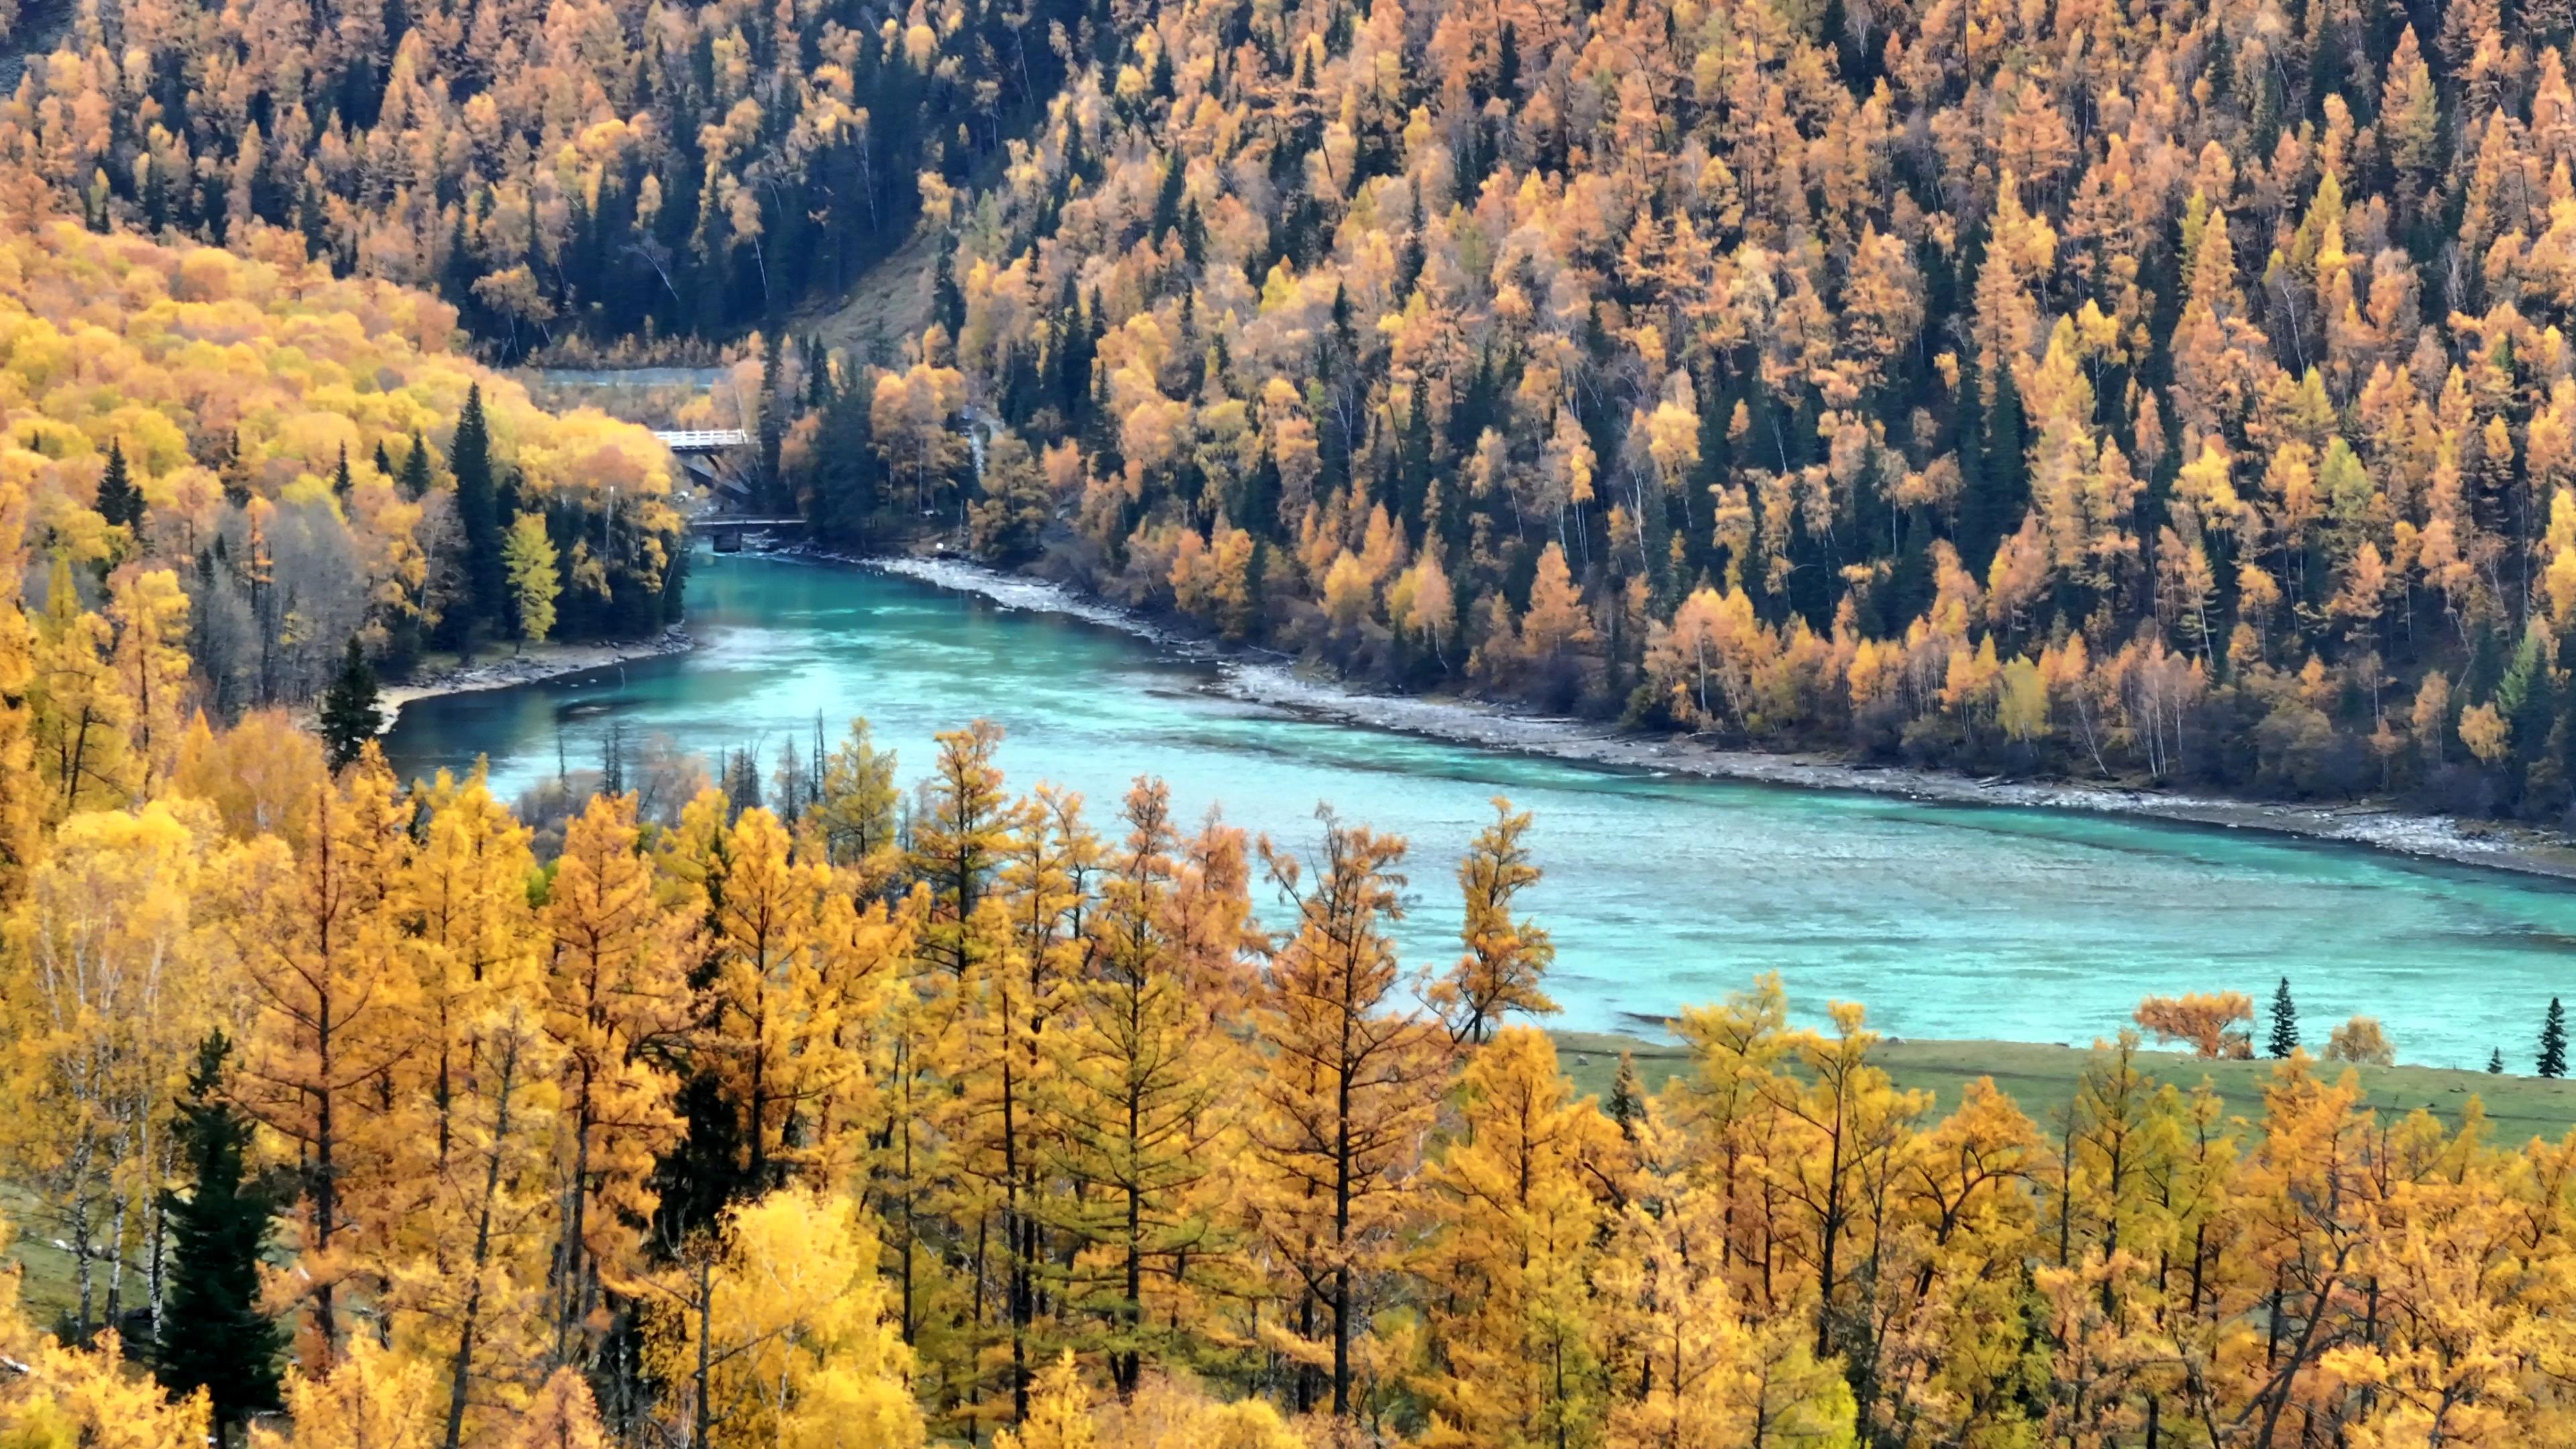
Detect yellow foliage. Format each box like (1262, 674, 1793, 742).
(647, 1185, 922, 1449)
(2459, 702, 2511, 764)
(2133, 991, 2256, 1058)
(0, 1334, 208, 1449)
(2324, 1016, 2397, 1066)
(252, 1334, 439, 1449)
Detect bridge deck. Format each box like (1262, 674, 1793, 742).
(655, 429, 753, 450)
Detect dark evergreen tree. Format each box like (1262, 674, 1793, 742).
(2490, 1047, 2506, 1074)
(331, 441, 354, 500)
(758, 333, 788, 513)
(451, 384, 506, 634)
(219, 430, 251, 509)
(1607, 1051, 1644, 1142)
(317, 637, 383, 769)
(602, 718, 629, 798)
(802, 335, 833, 411)
(723, 745, 763, 816)
(932, 244, 967, 339)
(142, 152, 172, 233)
(398, 431, 433, 500)
(808, 386, 881, 543)
(2542, 997, 2569, 1079)
(1149, 156, 1185, 244)
(650, 1073, 758, 1245)
(95, 439, 144, 530)
(2267, 977, 2299, 1058)
(156, 1033, 284, 1440)
(1957, 358, 2027, 575)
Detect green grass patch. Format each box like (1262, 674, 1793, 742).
(1, 1179, 87, 1331)
(1549, 1032, 2576, 1144)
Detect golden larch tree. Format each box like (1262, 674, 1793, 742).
(540, 791, 688, 1362)
(224, 749, 419, 1364)
(1246, 811, 1452, 1418)
(1045, 779, 1243, 1395)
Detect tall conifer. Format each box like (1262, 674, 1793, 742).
(157, 1033, 285, 1439)
(2267, 977, 2299, 1059)
(95, 440, 144, 531)
(318, 637, 382, 769)
(452, 384, 504, 633)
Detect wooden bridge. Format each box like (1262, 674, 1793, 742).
(657, 427, 757, 497)
(654, 429, 753, 451)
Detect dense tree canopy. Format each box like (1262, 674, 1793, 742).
(23, 0, 2576, 817)
(11, 0, 2576, 1441)
(757, 0, 2576, 820)
(0, 689, 2571, 1447)
(0, 213, 683, 706)
(1, 0, 1087, 356)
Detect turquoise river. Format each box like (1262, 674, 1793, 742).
(383, 553, 2576, 1068)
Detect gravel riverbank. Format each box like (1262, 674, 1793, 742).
(857, 552, 2576, 883)
(378, 627, 695, 729)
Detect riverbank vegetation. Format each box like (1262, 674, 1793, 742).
(5, 612, 2576, 1444)
(0, 210, 686, 712)
(1558, 1030, 2576, 1143)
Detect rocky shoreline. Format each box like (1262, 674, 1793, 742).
(857, 552, 2576, 884)
(377, 626, 695, 729)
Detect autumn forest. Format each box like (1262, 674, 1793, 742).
(7, 0, 2570, 813)
(7, 0, 2576, 1440)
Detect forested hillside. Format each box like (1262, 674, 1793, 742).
(19, 0, 2576, 819)
(0, 211, 684, 711)
(0, 0, 1084, 354)
(771, 0, 2576, 822)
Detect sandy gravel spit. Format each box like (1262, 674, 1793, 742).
(838, 551, 2576, 883)
(378, 627, 695, 729)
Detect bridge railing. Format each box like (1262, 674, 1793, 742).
(655, 429, 753, 450)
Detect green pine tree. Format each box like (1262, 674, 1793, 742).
(932, 243, 966, 338)
(2542, 998, 2568, 1079)
(758, 332, 788, 513)
(1149, 156, 1185, 244)
(1607, 1051, 1644, 1142)
(331, 441, 354, 500)
(219, 429, 251, 508)
(317, 636, 383, 769)
(95, 439, 144, 530)
(398, 431, 433, 500)
(809, 386, 881, 544)
(2267, 977, 2299, 1058)
(2490, 1047, 2506, 1075)
(451, 383, 506, 632)
(156, 1033, 284, 1440)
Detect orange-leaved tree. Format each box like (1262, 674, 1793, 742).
(2133, 992, 2256, 1059)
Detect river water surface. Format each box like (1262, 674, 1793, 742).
(384, 553, 2576, 1068)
